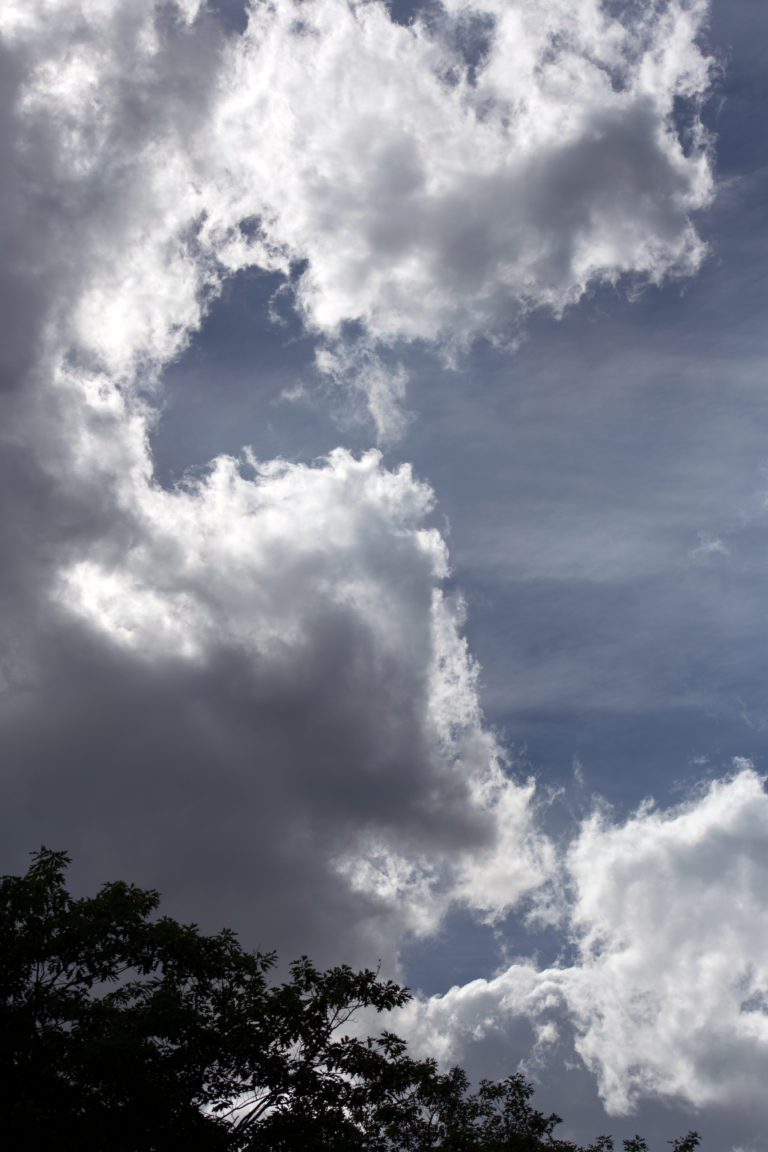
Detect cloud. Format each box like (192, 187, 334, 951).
(0, 0, 557, 966)
(0, 0, 750, 1135)
(3, 399, 549, 963)
(565, 763, 768, 1114)
(0, 0, 714, 433)
(690, 531, 730, 561)
(1, 0, 707, 958)
(399, 767, 768, 1127)
(208, 0, 713, 349)
(205, 0, 714, 429)
(0, 0, 221, 394)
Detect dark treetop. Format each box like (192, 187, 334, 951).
(0, 849, 700, 1152)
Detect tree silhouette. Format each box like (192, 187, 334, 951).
(0, 849, 700, 1151)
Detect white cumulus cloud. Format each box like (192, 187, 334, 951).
(207, 0, 713, 349)
(1, 0, 714, 434)
(399, 767, 768, 1125)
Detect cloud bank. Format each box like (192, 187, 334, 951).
(1, 0, 567, 961)
(5, 0, 765, 1139)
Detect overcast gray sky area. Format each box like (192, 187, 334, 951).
(2, 0, 768, 1147)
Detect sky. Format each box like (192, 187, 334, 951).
(1, 0, 768, 1147)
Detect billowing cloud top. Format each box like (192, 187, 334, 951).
(208, 0, 713, 346)
(1, 0, 713, 424)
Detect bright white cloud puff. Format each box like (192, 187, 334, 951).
(400, 768, 768, 1118)
(206, 0, 713, 349)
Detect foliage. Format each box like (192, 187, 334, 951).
(1, 849, 700, 1151)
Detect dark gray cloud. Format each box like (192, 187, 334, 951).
(0, 427, 541, 969)
(0, 611, 455, 967)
